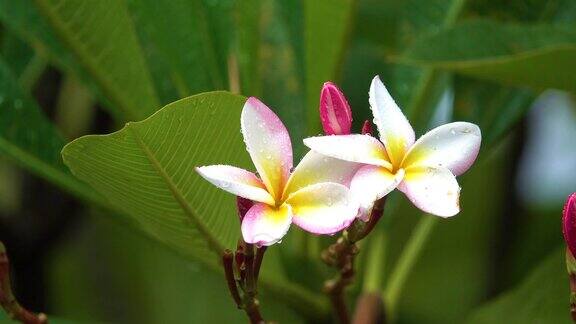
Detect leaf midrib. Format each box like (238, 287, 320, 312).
(128, 125, 225, 255)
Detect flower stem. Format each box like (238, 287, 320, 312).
(0, 241, 48, 324)
(222, 250, 242, 308)
(383, 215, 437, 322)
(222, 242, 266, 323)
(321, 198, 387, 323)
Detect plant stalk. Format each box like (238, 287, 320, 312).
(383, 215, 437, 322)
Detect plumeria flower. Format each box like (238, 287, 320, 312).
(304, 76, 482, 218)
(196, 97, 360, 246)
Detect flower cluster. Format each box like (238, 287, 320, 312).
(197, 76, 482, 246)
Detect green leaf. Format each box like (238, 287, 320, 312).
(467, 248, 571, 324)
(400, 20, 576, 93)
(0, 0, 71, 70)
(0, 56, 101, 206)
(61, 91, 329, 319)
(33, 0, 160, 120)
(233, 0, 262, 97)
(125, 0, 225, 101)
(62, 92, 248, 263)
(304, 0, 355, 135)
(453, 77, 535, 148)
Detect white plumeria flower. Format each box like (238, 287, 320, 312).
(196, 97, 360, 246)
(304, 76, 482, 219)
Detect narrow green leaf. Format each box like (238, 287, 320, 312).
(62, 92, 248, 262)
(453, 77, 535, 148)
(304, 0, 356, 135)
(400, 20, 576, 93)
(0, 56, 102, 207)
(467, 248, 570, 324)
(33, 0, 161, 120)
(126, 0, 225, 101)
(233, 0, 262, 97)
(0, 0, 71, 70)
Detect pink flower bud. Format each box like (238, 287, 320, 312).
(236, 197, 254, 222)
(319, 82, 352, 135)
(361, 120, 373, 135)
(563, 193, 576, 257)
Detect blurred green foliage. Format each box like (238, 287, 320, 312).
(0, 0, 575, 323)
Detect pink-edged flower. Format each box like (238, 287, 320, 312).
(196, 97, 360, 246)
(320, 82, 353, 135)
(563, 193, 576, 257)
(304, 76, 482, 219)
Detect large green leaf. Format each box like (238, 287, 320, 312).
(61, 91, 329, 318)
(400, 20, 576, 93)
(62, 92, 248, 262)
(0, 56, 101, 206)
(467, 248, 570, 324)
(32, 0, 160, 121)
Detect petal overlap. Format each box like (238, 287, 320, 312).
(283, 151, 363, 198)
(286, 183, 358, 234)
(350, 165, 404, 221)
(303, 134, 391, 168)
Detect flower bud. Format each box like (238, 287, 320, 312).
(236, 197, 254, 222)
(361, 120, 373, 135)
(319, 82, 352, 135)
(563, 193, 576, 257)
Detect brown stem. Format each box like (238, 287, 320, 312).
(321, 197, 387, 323)
(222, 250, 242, 309)
(352, 293, 385, 324)
(253, 247, 267, 282)
(243, 244, 264, 324)
(0, 242, 48, 324)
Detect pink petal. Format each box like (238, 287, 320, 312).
(563, 193, 576, 257)
(369, 76, 415, 165)
(241, 97, 293, 200)
(398, 166, 461, 218)
(283, 151, 363, 198)
(286, 183, 358, 235)
(350, 165, 404, 221)
(402, 122, 481, 176)
(196, 165, 274, 204)
(320, 82, 352, 135)
(303, 134, 392, 169)
(241, 203, 293, 246)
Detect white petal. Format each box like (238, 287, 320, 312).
(398, 166, 461, 217)
(241, 97, 293, 200)
(369, 76, 415, 164)
(303, 134, 392, 169)
(241, 203, 292, 246)
(402, 122, 481, 176)
(195, 165, 275, 204)
(286, 183, 359, 235)
(283, 151, 363, 198)
(350, 165, 404, 221)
